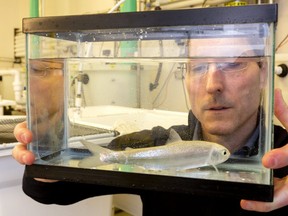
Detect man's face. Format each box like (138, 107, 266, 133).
(185, 38, 266, 142)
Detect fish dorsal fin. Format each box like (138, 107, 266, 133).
(81, 140, 112, 155)
(166, 128, 182, 144)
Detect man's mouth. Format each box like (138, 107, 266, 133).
(204, 104, 233, 112)
(209, 106, 229, 110)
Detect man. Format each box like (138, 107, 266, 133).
(109, 37, 268, 156)
(13, 37, 288, 215)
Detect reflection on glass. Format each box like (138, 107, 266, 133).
(28, 59, 65, 158)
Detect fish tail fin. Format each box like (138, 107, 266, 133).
(81, 140, 112, 155)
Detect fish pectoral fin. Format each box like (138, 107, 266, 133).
(210, 164, 219, 173)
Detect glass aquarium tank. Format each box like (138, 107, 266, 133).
(23, 4, 277, 201)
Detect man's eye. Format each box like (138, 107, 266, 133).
(31, 68, 46, 76)
(221, 62, 246, 71)
(191, 64, 207, 73)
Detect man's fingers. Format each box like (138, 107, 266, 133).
(262, 145, 288, 169)
(13, 121, 33, 144)
(12, 143, 35, 165)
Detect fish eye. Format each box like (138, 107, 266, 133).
(222, 150, 227, 155)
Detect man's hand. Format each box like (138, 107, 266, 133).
(241, 88, 288, 212)
(12, 121, 57, 183)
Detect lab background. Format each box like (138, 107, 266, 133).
(0, 0, 287, 216)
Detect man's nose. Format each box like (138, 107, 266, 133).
(205, 63, 224, 93)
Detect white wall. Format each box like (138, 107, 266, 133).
(0, 0, 28, 100)
(0, 0, 28, 66)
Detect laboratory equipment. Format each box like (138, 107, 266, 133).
(23, 4, 277, 201)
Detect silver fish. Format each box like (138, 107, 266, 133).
(80, 129, 230, 171)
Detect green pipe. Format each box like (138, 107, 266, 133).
(30, 0, 39, 17)
(120, 0, 137, 57)
(120, 0, 137, 12)
(30, 0, 39, 58)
